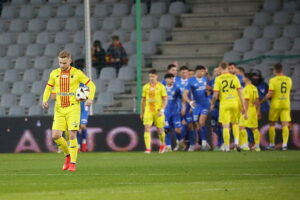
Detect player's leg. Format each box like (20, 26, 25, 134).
(173, 113, 184, 151)
(219, 106, 230, 152)
(267, 107, 279, 150)
(143, 112, 154, 153)
(251, 128, 261, 151)
(155, 113, 166, 153)
(198, 112, 209, 150)
(281, 108, 291, 150)
(80, 124, 88, 152)
(239, 127, 249, 151)
(164, 113, 172, 151)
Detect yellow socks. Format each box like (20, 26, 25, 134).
(282, 126, 289, 146)
(69, 138, 78, 163)
(144, 132, 151, 150)
(223, 127, 230, 146)
(269, 126, 275, 146)
(253, 129, 261, 148)
(232, 124, 239, 145)
(239, 129, 248, 147)
(158, 131, 165, 146)
(54, 137, 69, 155)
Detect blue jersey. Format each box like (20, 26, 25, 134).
(79, 83, 89, 125)
(185, 76, 210, 106)
(165, 85, 181, 114)
(161, 75, 180, 86)
(208, 77, 219, 108)
(255, 81, 270, 112)
(236, 74, 245, 88)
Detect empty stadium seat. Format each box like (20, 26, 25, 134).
(0, 94, 17, 107)
(107, 79, 125, 94)
(293, 38, 300, 50)
(94, 4, 111, 18)
(28, 19, 45, 32)
(0, 107, 6, 116)
(273, 37, 291, 51)
(42, 68, 53, 81)
(263, 25, 282, 39)
(55, 32, 71, 44)
(15, 57, 30, 70)
(149, 28, 166, 43)
(96, 92, 114, 106)
(93, 30, 109, 42)
(73, 31, 85, 44)
(273, 11, 291, 25)
(131, 2, 147, 16)
(12, 81, 28, 95)
(0, 81, 10, 94)
(263, 0, 281, 11)
(112, 3, 129, 17)
(47, 19, 62, 32)
(0, 58, 11, 71)
(31, 80, 46, 95)
(28, 105, 44, 116)
(0, 45, 6, 58)
(65, 43, 81, 58)
(57, 4, 74, 17)
(93, 79, 107, 93)
(17, 33, 33, 45)
(159, 14, 176, 30)
(283, 0, 300, 11)
(142, 15, 158, 29)
(112, 29, 128, 42)
(102, 17, 120, 31)
(31, 0, 46, 4)
(118, 66, 135, 81)
(19, 93, 37, 107)
(38, 5, 54, 18)
(233, 38, 251, 53)
(243, 51, 261, 64)
(283, 25, 300, 38)
(293, 11, 300, 24)
(253, 12, 272, 26)
(0, 33, 14, 45)
(0, 20, 7, 32)
(23, 69, 39, 82)
(75, 4, 84, 17)
(7, 44, 24, 58)
(20, 5, 36, 18)
(169, 1, 186, 16)
(142, 41, 156, 55)
(9, 19, 25, 32)
(150, 2, 167, 16)
(9, 106, 26, 116)
(121, 16, 135, 31)
(36, 32, 52, 44)
(223, 51, 242, 62)
(1, 5, 17, 19)
(26, 44, 43, 57)
(93, 104, 104, 115)
(65, 18, 82, 31)
(253, 38, 272, 52)
(11, 0, 27, 4)
(99, 67, 116, 81)
(44, 43, 61, 57)
(123, 41, 136, 55)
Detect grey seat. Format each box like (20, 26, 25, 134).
(112, 3, 129, 17)
(149, 28, 166, 43)
(223, 51, 242, 62)
(292, 38, 300, 50)
(44, 43, 60, 57)
(11, 0, 27, 4)
(283, 0, 300, 11)
(263, 25, 282, 39)
(4, 69, 19, 83)
(142, 41, 156, 55)
(42, 68, 53, 81)
(0, 20, 7, 32)
(30, 0, 47, 4)
(12, 81, 28, 94)
(253, 12, 272, 26)
(7, 44, 24, 58)
(20, 5, 36, 18)
(107, 79, 125, 94)
(159, 14, 176, 30)
(0, 81, 10, 94)
(118, 66, 135, 81)
(74, 31, 85, 44)
(93, 104, 103, 115)
(131, 2, 147, 16)
(243, 26, 262, 41)
(55, 32, 71, 44)
(1, 5, 17, 19)
(31, 80, 47, 94)
(273, 11, 291, 25)
(28, 105, 44, 116)
(15, 57, 30, 70)
(47, 19, 62, 32)
(23, 69, 39, 82)
(284, 50, 300, 64)
(96, 92, 114, 106)
(123, 41, 135, 55)
(121, 16, 135, 31)
(233, 38, 251, 52)
(273, 37, 291, 51)
(28, 19, 45, 32)
(9, 106, 26, 116)
(26, 44, 43, 57)
(90, 17, 100, 31)
(263, 50, 282, 64)
(169, 1, 186, 16)
(150, 2, 167, 16)
(9, 19, 25, 32)
(128, 54, 145, 67)
(94, 4, 110, 18)
(0, 45, 6, 58)
(93, 30, 109, 42)
(142, 15, 158, 30)
(283, 25, 300, 38)
(112, 29, 128, 42)
(0, 58, 11, 71)
(102, 17, 120, 31)
(57, 4, 74, 17)
(0, 94, 17, 107)
(19, 93, 37, 107)
(65, 43, 81, 58)
(99, 67, 116, 81)
(17, 32, 33, 45)
(293, 11, 300, 24)
(0, 33, 14, 45)
(38, 5, 54, 18)
(65, 18, 82, 31)
(93, 79, 107, 93)
(36, 32, 52, 44)
(253, 38, 272, 52)
(243, 51, 261, 64)
(0, 107, 6, 117)
(263, 0, 281, 11)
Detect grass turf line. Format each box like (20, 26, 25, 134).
(0, 151, 299, 200)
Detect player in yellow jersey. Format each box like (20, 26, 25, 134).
(141, 69, 168, 154)
(42, 51, 96, 171)
(261, 63, 292, 151)
(210, 62, 246, 152)
(239, 73, 261, 152)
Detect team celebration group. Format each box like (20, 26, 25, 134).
(140, 61, 292, 153)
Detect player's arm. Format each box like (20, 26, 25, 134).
(42, 71, 55, 109)
(254, 97, 261, 119)
(140, 96, 146, 120)
(237, 88, 246, 113)
(158, 86, 168, 117)
(260, 89, 273, 103)
(210, 91, 219, 111)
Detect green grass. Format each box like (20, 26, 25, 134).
(0, 151, 300, 200)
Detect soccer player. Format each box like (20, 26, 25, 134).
(183, 65, 210, 150)
(141, 69, 168, 154)
(207, 67, 223, 150)
(261, 63, 292, 150)
(210, 62, 245, 152)
(77, 84, 89, 152)
(163, 73, 183, 151)
(239, 73, 262, 152)
(161, 63, 180, 85)
(42, 51, 96, 171)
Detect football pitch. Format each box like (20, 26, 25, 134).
(0, 151, 299, 200)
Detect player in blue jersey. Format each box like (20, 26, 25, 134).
(161, 63, 180, 85)
(207, 67, 223, 150)
(77, 83, 89, 152)
(183, 65, 210, 150)
(163, 73, 183, 151)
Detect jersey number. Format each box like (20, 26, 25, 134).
(281, 82, 287, 94)
(222, 80, 235, 92)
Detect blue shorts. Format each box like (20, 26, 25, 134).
(164, 112, 182, 129)
(80, 103, 89, 125)
(182, 112, 193, 124)
(193, 104, 209, 122)
(210, 108, 219, 128)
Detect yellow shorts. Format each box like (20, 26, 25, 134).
(219, 104, 239, 124)
(52, 103, 80, 131)
(143, 111, 165, 128)
(269, 107, 291, 122)
(239, 107, 258, 128)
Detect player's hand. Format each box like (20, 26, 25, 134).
(158, 111, 163, 117)
(189, 101, 196, 109)
(140, 113, 144, 120)
(85, 99, 93, 107)
(210, 104, 215, 111)
(42, 102, 48, 109)
(258, 112, 262, 119)
(244, 113, 248, 120)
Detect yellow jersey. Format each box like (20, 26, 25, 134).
(243, 84, 259, 109)
(43, 67, 96, 108)
(269, 75, 292, 109)
(213, 73, 241, 106)
(142, 82, 167, 113)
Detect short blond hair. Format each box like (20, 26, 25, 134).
(58, 50, 71, 59)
